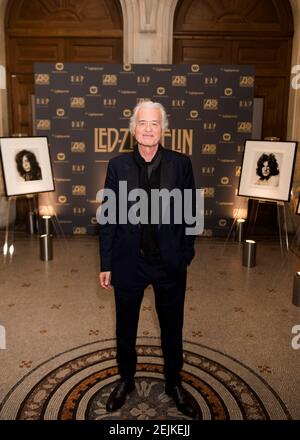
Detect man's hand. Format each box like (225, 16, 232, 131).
(99, 271, 112, 290)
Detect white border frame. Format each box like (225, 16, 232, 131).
(0, 136, 55, 197)
(238, 140, 297, 202)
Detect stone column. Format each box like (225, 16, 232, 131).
(120, 0, 178, 64)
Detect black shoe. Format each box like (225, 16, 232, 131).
(106, 380, 135, 412)
(166, 385, 198, 419)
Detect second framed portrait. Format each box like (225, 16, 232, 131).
(0, 136, 55, 197)
(238, 140, 297, 202)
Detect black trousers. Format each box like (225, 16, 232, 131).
(114, 255, 187, 387)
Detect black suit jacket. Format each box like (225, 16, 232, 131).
(99, 147, 196, 288)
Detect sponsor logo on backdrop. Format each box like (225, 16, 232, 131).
(189, 110, 198, 119)
(202, 144, 217, 154)
(94, 128, 134, 153)
(172, 99, 185, 108)
(219, 219, 227, 227)
(123, 64, 132, 72)
(240, 100, 253, 108)
(56, 108, 65, 117)
(203, 99, 218, 110)
(156, 87, 165, 95)
(72, 185, 86, 196)
(71, 121, 85, 129)
(70, 97, 85, 108)
(72, 165, 85, 173)
(237, 122, 252, 133)
(203, 122, 217, 131)
(236, 166, 241, 177)
(224, 88, 233, 96)
(221, 177, 230, 185)
(71, 142, 86, 153)
(102, 74, 117, 86)
(36, 98, 50, 106)
(58, 196, 67, 204)
(240, 76, 255, 87)
(222, 133, 232, 142)
(55, 63, 64, 71)
(191, 65, 200, 73)
(123, 109, 132, 118)
(202, 229, 213, 237)
(89, 86, 99, 95)
(104, 98, 117, 107)
(73, 227, 87, 235)
(204, 187, 215, 198)
(204, 76, 218, 85)
(35, 74, 50, 85)
(57, 153, 66, 161)
(202, 167, 215, 176)
(90, 217, 98, 225)
(73, 207, 86, 215)
(137, 76, 150, 85)
(36, 119, 51, 130)
(172, 76, 187, 87)
(71, 74, 84, 83)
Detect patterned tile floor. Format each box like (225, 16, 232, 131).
(0, 234, 299, 419)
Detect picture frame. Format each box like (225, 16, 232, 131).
(238, 140, 297, 202)
(0, 136, 55, 197)
(297, 198, 300, 215)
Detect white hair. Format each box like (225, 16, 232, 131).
(129, 101, 168, 134)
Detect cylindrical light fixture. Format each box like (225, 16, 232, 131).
(236, 218, 246, 242)
(292, 272, 300, 307)
(42, 215, 52, 235)
(242, 240, 256, 268)
(39, 234, 53, 261)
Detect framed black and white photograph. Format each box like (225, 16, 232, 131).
(238, 140, 297, 202)
(0, 136, 55, 196)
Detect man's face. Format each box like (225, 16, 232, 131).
(262, 161, 270, 177)
(134, 108, 162, 148)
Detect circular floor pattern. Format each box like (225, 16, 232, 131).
(0, 337, 291, 420)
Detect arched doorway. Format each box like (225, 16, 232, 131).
(5, 0, 123, 135)
(173, 0, 294, 141)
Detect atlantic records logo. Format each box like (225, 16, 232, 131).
(58, 195, 67, 204)
(73, 227, 87, 235)
(71, 142, 86, 153)
(72, 185, 86, 196)
(204, 187, 215, 198)
(237, 122, 252, 133)
(36, 119, 51, 130)
(156, 87, 165, 95)
(189, 110, 198, 119)
(203, 99, 218, 110)
(70, 97, 85, 108)
(123, 109, 132, 118)
(102, 74, 118, 86)
(57, 153, 66, 161)
(172, 76, 187, 87)
(202, 144, 217, 154)
(191, 64, 200, 73)
(56, 108, 65, 117)
(35, 74, 50, 85)
(223, 133, 232, 142)
(55, 63, 64, 71)
(240, 76, 255, 87)
(89, 86, 98, 95)
(224, 88, 233, 96)
(123, 64, 132, 72)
